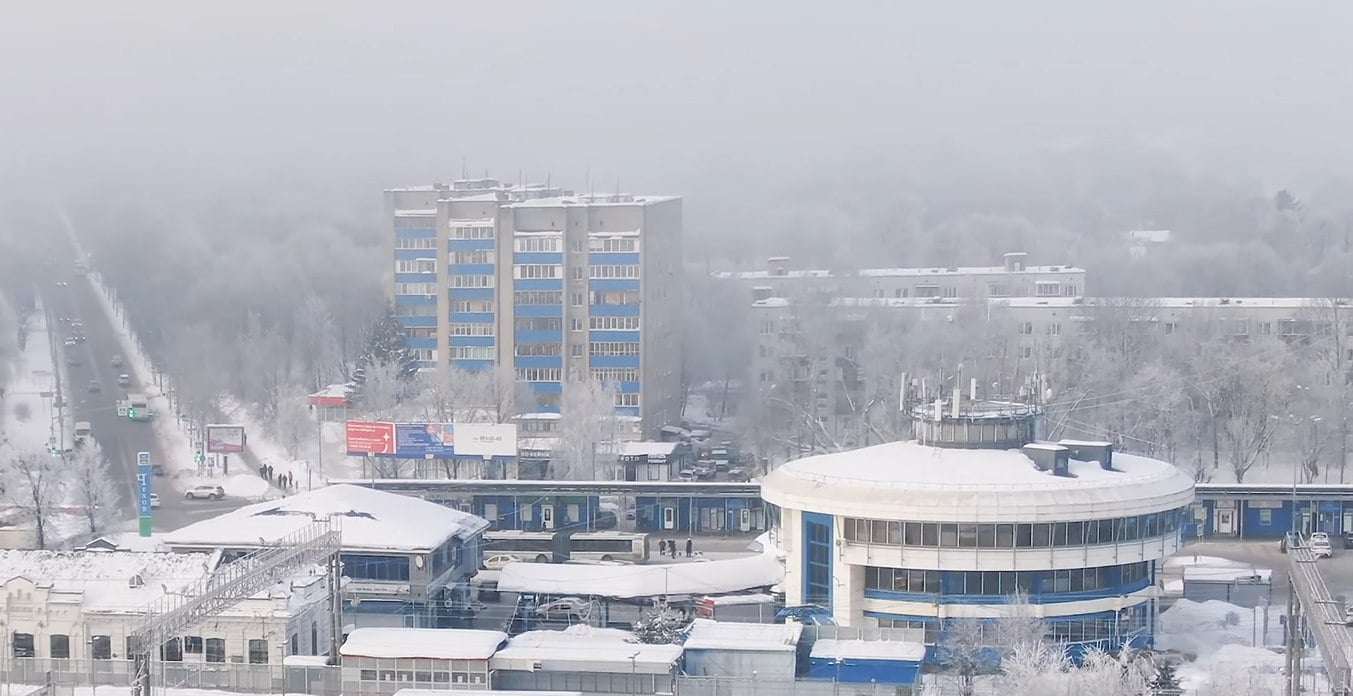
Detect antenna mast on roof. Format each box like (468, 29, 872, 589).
(461, 157, 467, 180)
(586, 166, 592, 197)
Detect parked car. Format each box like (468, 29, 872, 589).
(483, 554, 517, 570)
(151, 463, 166, 477)
(185, 485, 225, 501)
(63, 338, 77, 347)
(1311, 532, 1333, 559)
(727, 467, 750, 482)
(110, 355, 124, 368)
(149, 493, 161, 510)
(117, 373, 131, 386)
(87, 380, 101, 393)
(535, 597, 591, 622)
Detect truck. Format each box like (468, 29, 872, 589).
(125, 393, 151, 421)
(73, 421, 92, 445)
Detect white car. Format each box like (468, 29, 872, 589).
(149, 493, 161, 509)
(535, 597, 591, 622)
(185, 485, 225, 501)
(1310, 532, 1333, 559)
(483, 554, 517, 570)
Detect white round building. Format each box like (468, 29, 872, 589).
(761, 402, 1195, 655)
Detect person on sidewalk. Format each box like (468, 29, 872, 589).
(685, 537, 693, 558)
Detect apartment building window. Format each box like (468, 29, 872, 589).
(590, 316, 641, 330)
(1164, 322, 1177, 334)
(515, 236, 563, 252)
(570, 343, 584, 357)
(516, 342, 562, 356)
(1047, 323, 1062, 336)
(570, 318, 584, 332)
(942, 287, 958, 298)
(395, 215, 434, 229)
(405, 327, 436, 339)
(516, 317, 563, 332)
(914, 284, 939, 298)
(760, 321, 775, 335)
(516, 367, 562, 382)
(571, 266, 586, 280)
(451, 323, 494, 336)
(247, 639, 269, 664)
(396, 237, 437, 249)
(451, 274, 494, 288)
(90, 636, 111, 660)
(591, 290, 641, 305)
(590, 341, 640, 356)
(571, 239, 585, 253)
(451, 299, 495, 312)
(452, 346, 495, 360)
(571, 291, 585, 307)
(450, 225, 494, 239)
(1229, 319, 1249, 336)
(1035, 281, 1061, 297)
(1258, 322, 1272, 335)
(451, 249, 494, 264)
(411, 348, 436, 362)
(895, 288, 908, 298)
(1063, 285, 1078, 297)
(49, 635, 70, 659)
(515, 291, 562, 305)
(1021, 346, 1033, 359)
(395, 259, 437, 273)
(589, 264, 640, 279)
(395, 282, 436, 295)
(1019, 322, 1034, 335)
(988, 284, 1010, 297)
(593, 368, 640, 382)
(514, 264, 562, 279)
(201, 638, 223, 663)
(616, 393, 640, 407)
(589, 237, 639, 252)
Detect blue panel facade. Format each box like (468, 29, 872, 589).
(588, 252, 641, 265)
(630, 495, 767, 534)
(513, 252, 564, 265)
(515, 304, 564, 317)
(805, 658, 920, 685)
(589, 279, 641, 291)
(590, 303, 641, 317)
(452, 288, 496, 300)
(513, 355, 563, 369)
(470, 495, 598, 533)
(395, 249, 438, 260)
(395, 272, 438, 283)
(590, 355, 640, 369)
(450, 312, 495, 323)
(529, 381, 563, 393)
(395, 295, 437, 307)
(516, 329, 563, 343)
(395, 228, 437, 238)
(451, 359, 495, 372)
(589, 330, 641, 342)
(405, 337, 436, 350)
(449, 336, 494, 347)
(398, 316, 437, 328)
(616, 406, 640, 418)
(450, 263, 495, 275)
(617, 380, 640, 393)
(449, 239, 495, 250)
(513, 279, 564, 291)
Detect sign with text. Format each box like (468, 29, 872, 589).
(452, 423, 518, 458)
(205, 424, 245, 454)
(394, 422, 456, 459)
(345, 420, 396, 456)
(136, 451, 153, 537)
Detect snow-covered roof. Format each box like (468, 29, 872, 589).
(516, 412, 563, 420)
(83, 532, 166, 553)
(490, 626, 682, 673)
(595, 441, 678, 458)
(809, 639, 926, 662)
(519, 437, 560, 452)
(162, 484, 489, 552)
(683, 619, 802, 652)
(718, 264, 1084, 280)
(506, 195, 679, 209)
(340, 628, 507, 661)
(497, 553, 783, 599)
(761, 440, 1195, 522)
(396, 691, 582, 696)
(395, 209, 437, 217)
(1183, 567, 1272, 583)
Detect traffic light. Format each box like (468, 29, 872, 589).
(127, 407, 137, 419)
(194, 450, 205, 463)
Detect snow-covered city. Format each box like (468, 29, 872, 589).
(4, 5, 1353, 696)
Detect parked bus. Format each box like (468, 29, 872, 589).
(484, 530, 650, 564)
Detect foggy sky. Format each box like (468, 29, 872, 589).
(4, 1, 1352, 203)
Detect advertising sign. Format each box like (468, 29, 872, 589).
(394, 422, 456, 459)
(345, 420, 397, 456)
(454, 423, 518, 458)
(136, 451, 153, 537)
(205, 424, 245, 454)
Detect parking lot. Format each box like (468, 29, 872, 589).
(1179, 537, 1353, 606)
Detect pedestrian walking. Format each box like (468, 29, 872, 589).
(685, 537, 693, 558)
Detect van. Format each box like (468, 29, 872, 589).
(1310, 532, 1333, 559)
(74, 422, 92, 442)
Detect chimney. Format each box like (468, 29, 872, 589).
(768, 256, 791, 276)
(1023, 443, 1071, 476)
(1058, 440, 1115, 470)
(1003, 252, 1028, 272)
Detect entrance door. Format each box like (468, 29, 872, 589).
(739, 508, 752, 532)
(541, 505, 555, 530)
(1215, 509, 1237, 536)
(662, 506, 676, 531)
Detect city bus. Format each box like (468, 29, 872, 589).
(483, 530, 650, 564)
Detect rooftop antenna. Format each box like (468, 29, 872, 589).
(518, 169, 523, 188)
(546, 172, 552, 190)
(586, 166, 592, 197)
(461, 157, 467, 180)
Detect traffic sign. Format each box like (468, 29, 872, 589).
(117, 406, 127, 417)
(136, 451, 153, 537)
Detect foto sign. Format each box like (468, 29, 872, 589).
(205, 424, 245, 454)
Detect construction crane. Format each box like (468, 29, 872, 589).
(129, 521, 343, 696)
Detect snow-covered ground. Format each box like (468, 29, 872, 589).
(217, 396, 356, 489)
(0, 305, 66, 454)
(1158, 597, 1330, 693)
(84, 274, 276, 501)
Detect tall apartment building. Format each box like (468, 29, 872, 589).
(385, 179, 684, 435)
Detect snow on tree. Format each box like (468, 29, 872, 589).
(236, 310, 295, 422)
(291, 292, 343, 391)
(0, 448, 67, 549)
(353, 301, 419, 385)
(938, 617, 997, 696)
(632, 600, 689, 645)
(999, 645, 1150, 696)
(416, 364, 522, 424)
(1147, 660, 1183, 696)
(66, 438, 121, 537)
(551, 375, 618, 480)
(271, 383, 315, 460)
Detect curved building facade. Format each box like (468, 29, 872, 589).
(761, 404, 1195, 655)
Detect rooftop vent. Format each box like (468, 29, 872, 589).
(1058, 440, 1114, 470)
(1023, 443, 1071, 477)
(1003, 252, 1028, 272)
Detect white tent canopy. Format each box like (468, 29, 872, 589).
(497, 553, 783, 599)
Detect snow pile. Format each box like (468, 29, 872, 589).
(1160, 554, 1266, 594)
(1156, 599, 1283, 658)
(0, 305, 65, 453)
(492, 626, 683, 672)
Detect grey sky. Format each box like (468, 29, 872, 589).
(3, 1, 1351, 199)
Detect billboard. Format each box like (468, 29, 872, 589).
(205, 424, 245, 454)
(454, 423, 518, 457)
(346, 420, 396, 456)
(393, 422, 456, 459)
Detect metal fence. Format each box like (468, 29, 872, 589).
(0, 659, 343, 695)
(675, 676, 912, 696)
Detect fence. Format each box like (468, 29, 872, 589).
(0, 658, 343, 696)
(675, 676, 912, 696)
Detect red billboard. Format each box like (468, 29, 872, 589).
(345, 421, 396, 456)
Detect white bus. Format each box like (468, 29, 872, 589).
(484, 530, 650, 564)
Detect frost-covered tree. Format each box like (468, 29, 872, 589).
(0, 449, 67, 549)
(1148, 660, 1184, 696)
(66, 439, 121, 537)
(292, 292, 343, 391)
(272, 383, 315, 459)
(552, 376, 618, 480)
(938, 617, 997, 696)
(633, 601, 689, 645)
(353, 301, 419, 385)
